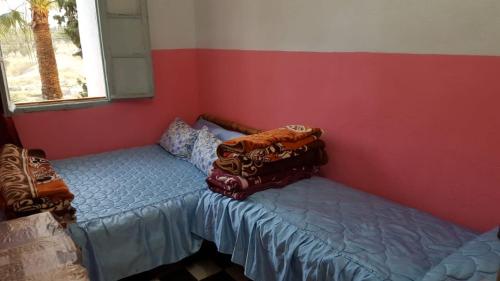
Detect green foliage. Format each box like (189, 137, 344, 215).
(53, 0, 81, 57)
(1, 0, 87, 102)
(0, 10, 28, 37)
(77, 78, 87, 97)
(0, 32, 34, 57)
(0, 9, 34, 56)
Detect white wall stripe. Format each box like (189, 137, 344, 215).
(149, 0, 500, 56)
(148, 0, 197, 50)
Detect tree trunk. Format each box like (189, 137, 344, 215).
(31, 6, 63, 100)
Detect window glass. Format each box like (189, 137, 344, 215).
(0, 0, 107, 108)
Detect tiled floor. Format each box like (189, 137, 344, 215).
(122, 242, 251, 281)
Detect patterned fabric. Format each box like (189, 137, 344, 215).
(211, 125, 327, 199)
(0, 212, 89, 281)
(53, 145, 207, 281)
(193, 118, 223, 131)
(421, 228, 500, 281)
(194, 177, 478, 281)
(217, 125, 323, 156)
(0, 144, 75, 225)
(159, 117, 200, 158)
(0, 144, 37, 205)
(190, 127, 222, 175)
(12, 197, 75, 226)
(193, 118, 246, 141)
(207, 166, 317, 200)
(215, 140, 327, 177)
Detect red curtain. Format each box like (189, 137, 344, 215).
(0, 99, 22, 147)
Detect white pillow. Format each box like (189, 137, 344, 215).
(190, 126, 222, 175)
(159, 118, 199, 158)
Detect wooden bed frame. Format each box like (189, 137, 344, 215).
(198, 113, 262, 135)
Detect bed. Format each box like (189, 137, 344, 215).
(51, 115, 499, 281)
(53, 145, 207, 281)
(192, 176, 498, 281)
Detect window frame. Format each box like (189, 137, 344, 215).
(0, 0, 111, 115)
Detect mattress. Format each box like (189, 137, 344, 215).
(53, 145, 207, 281)
(193, 176, 478, 281)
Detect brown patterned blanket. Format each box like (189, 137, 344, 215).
(0, 144, 75, 226)
(217, 125, 323, 156)
(215, 140, 328, 177)
(207, 166, 317, 200)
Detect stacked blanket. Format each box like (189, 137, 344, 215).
(208, 125, 328, 199)
(0, 144, 75, 226)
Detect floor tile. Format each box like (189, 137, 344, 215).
(225, 265, 250, 281)
(200, 271, 237, 281)
(158, 268, 197, 281)
(186, 259, 222, 280)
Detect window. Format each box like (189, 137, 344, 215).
(0, 0, 153, 113)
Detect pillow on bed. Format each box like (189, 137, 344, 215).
(212, 127, 245, 141)
(193, 118, 221, 131)
(193, 118, 245, 141)
(159, 118, 199, 158)
(190, 127, 222, 175)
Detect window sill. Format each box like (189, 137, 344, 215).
(12, 97, 110, 114)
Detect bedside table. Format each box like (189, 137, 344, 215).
(0, 212, 89, 281)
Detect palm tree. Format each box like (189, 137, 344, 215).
(0, 0, 63, 100)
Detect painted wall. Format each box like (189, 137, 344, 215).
(193, 1, 500, 232)
(148, 0, 197, 49)
(197, 50, 500, 232)
(12, 0, 500, 231)
(15, 50, 199, 159)
(195, 0, 500, 55)
(14, 0, 199, 159)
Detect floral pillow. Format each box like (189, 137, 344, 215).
(190, 127, 222, 175)
(159, 118, 199, 158)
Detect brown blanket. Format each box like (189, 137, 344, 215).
(217, 125, 323, 156)
(199, 113, 263, 135)
(0, 144, 75, 225)
(215, 140, 327, 176)
(207, 166, 317, 200)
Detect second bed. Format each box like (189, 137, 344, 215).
(192, 176, 488, 281)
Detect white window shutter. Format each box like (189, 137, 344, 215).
(99, 0, 154, 99)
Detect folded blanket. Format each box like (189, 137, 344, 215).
(217, 125, 323, 156)
(0, 144, 75, 225)
(215, 140, 328, 177)
(207, 166, 317, 200)
(27, 156, 74, 200)
(11, 197, 76, 227)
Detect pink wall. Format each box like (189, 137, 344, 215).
(197, 49, 500, 232)
(13, 48, 500, 232)
(14, 50, 199, 159)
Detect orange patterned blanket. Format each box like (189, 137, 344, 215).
(217, 125, 323, 156)
(0, 144, 75, 225)
(215, 139, 327, 177)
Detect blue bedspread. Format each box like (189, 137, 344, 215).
(422, 228, 500, 281)
(54, 145, 207, 281)
(193, 177, 478, 281)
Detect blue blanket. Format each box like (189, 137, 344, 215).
(422, 228, 500, 281)
(193, 176, 478, 281)
(54, 145, 207, 281)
